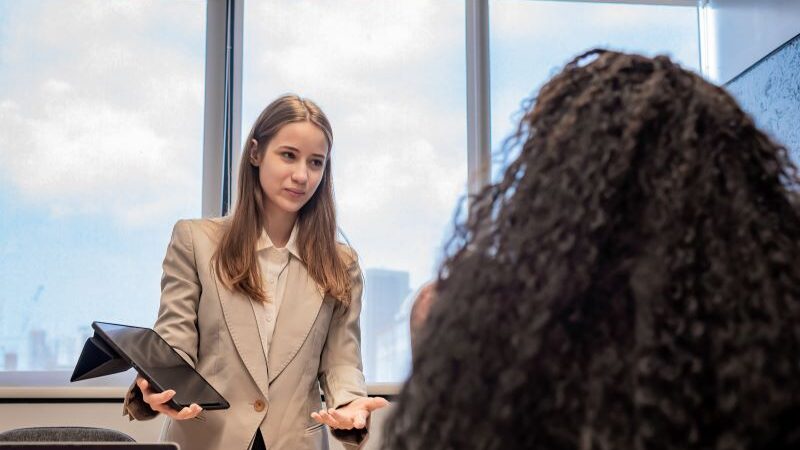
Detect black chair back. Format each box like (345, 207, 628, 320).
(0, 427, 134, 442)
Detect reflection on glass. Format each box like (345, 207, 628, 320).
(0, 0, 207, 374)
(242, 0, 468, 382)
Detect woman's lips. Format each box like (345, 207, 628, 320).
(285, 188, 305, 197)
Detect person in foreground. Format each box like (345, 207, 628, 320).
(382, 50, 800, 450)
(123, 95, 387, 450)
(409, 281, 437, 355)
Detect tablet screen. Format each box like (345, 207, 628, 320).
(92, 321, 229, 410)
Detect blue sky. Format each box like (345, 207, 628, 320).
(490, 1, 700, 180)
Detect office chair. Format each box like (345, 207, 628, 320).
(0, 427, 134, 442)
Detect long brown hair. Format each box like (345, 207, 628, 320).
(213, 94, 353, 305)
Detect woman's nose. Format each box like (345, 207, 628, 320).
(291, 166, 308, 184)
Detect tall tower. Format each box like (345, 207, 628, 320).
(362, 268, 410, 382)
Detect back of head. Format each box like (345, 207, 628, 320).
(383, 50, 800, 450)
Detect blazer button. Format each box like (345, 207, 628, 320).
(253, 399, 266, 412)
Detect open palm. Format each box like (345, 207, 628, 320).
(311, 396, 389, 430)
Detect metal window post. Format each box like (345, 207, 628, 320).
(465, 0, 492, 200)
(203, 0, 243, 217)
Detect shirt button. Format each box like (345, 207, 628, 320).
(254, 399, 266, 412)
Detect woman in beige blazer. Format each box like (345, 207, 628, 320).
(123, 95, 387, 450)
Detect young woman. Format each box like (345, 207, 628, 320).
(384, 50, 800, 449)
(123, 95, 387, 450)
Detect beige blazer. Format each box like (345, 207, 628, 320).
(123, 218, 369, 450)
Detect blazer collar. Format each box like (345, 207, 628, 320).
(213, 274, 270, 398)
(213, 253, 325, 393)
(267, 257, 325, 384)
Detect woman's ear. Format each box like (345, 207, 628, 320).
(249, 139, 261, 166)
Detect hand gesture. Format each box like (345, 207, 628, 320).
(311, 396, 389, 430)
(136, 375, 202, 420)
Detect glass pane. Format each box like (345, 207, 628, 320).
(490, 1, 700, 180)
(243, 0, 467, 383)
(0, 0, 207, 382)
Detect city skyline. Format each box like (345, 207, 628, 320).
(0, 266, 421, 381)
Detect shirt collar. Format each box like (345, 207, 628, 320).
(256, 222, 300, 259)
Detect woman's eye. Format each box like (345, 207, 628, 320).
(310, 159, 324, 168)
(281, 151, 295, 159)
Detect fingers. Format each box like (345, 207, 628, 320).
(328, 408, 353, 429)
(309, 397, 390, 430)
(152, 402, 203, 420)
(145, 387, 177, 408)
(311, 408, 351, 429)
(321, 409, 342, 428)
(367, 396, 390, 411)
(136, 377, 202, 420)
(310, 407, 366, 430)
(136, 376, 150, 393)
(310, 411, 325, 425)
(137, 376, 168, 403)
(352, 410, 368, 429)
(149, 402, 174, 416)
(311, 409, 337, 428)
(172, 403, 203, 420)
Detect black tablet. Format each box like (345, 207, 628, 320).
(92, 321, 229, 411)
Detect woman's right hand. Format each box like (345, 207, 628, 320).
(136, 375, 202, 420)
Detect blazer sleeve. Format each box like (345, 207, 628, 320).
(123, 219, 202, 421)
(318, 252, 370, 448)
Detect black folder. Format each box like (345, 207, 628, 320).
(71, 321, 229, 411)
(71, 333, 131, 381)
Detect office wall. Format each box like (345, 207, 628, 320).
(726, 34, 800, 159)
(0, 403, 163, 441)
(0, 402, 392, 449)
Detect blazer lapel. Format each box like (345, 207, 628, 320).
(268, 258, 324, 384)
(213, 273, 270, 398)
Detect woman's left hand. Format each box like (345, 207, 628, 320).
(311, 396, 389, 430)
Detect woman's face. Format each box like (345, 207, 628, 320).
(251, 121, 329, 218)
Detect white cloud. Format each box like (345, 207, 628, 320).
(242, 0, 468, 286)
(0, 0, 468, 285)
(0, 0, 206, 228)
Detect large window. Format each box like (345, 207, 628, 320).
(0, 0, 207, 383)
(242, 0, 468, 383)
(0, 0, 703, 389)
(490, 0, 700, 180)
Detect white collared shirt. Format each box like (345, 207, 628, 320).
(250, 223, 300, 360)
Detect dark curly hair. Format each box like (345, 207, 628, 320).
(382, 50, 800, 450)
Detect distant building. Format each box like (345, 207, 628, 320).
(3, 351, 18, 371)
(374, 291, 415, 382)
(362, 268, 410, 382)
(55, 335, 76, 368)
(28, 328, 54, 370)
